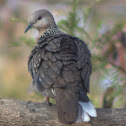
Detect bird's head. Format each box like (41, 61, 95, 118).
(25, 9, 57, 33)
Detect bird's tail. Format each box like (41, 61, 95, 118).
(76, 99, 97, 122)
(55, 87, 97, 124)
(55, 87, 79, 124)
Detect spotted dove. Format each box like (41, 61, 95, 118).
(25, 9, 97, 124)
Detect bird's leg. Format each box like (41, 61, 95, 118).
(46, 97, 49, 103)
(45, 97, 51, 106)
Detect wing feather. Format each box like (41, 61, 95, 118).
(74, 38, 92, 92)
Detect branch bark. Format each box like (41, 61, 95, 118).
(0, 99, 126, 126)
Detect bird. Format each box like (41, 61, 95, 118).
(25, 9, 97, 124)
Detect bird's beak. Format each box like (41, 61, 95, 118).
(24, 24, 33, 33)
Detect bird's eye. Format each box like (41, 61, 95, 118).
(38, 16, 42, 20)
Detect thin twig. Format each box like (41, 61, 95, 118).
(95, 56, 126, 74)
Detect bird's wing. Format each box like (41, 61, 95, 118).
(74, 38, 92, 93)
(28, 35, 64, 92)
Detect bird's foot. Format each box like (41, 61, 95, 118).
(44, 101, 51, 106)
(44, 97, 52, 106)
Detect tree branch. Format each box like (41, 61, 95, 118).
(94, 55, 126, 74)
(0, 99, 126, 126)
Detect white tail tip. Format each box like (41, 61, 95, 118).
(82, 111, 90, 122)
(77, 101, 97, 122)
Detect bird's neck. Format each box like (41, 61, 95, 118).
(37, 26, 61, 41)
(37, 28, 47, 40)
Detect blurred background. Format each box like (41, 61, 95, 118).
(0, 0, 126, 108)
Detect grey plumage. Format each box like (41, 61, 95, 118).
(26, 9, 97, 124)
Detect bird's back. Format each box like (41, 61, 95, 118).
(28, 33, 95, 124)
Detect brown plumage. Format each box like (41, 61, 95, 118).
(25, 9, 97, 124)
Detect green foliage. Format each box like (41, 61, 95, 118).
(10, 17, 27, 24)
(11, 36, 35, 48)
(101, 68, 126, 107)
(58, 0, 79, 36)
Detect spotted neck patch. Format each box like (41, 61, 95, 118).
(39, 27, 62, 39)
